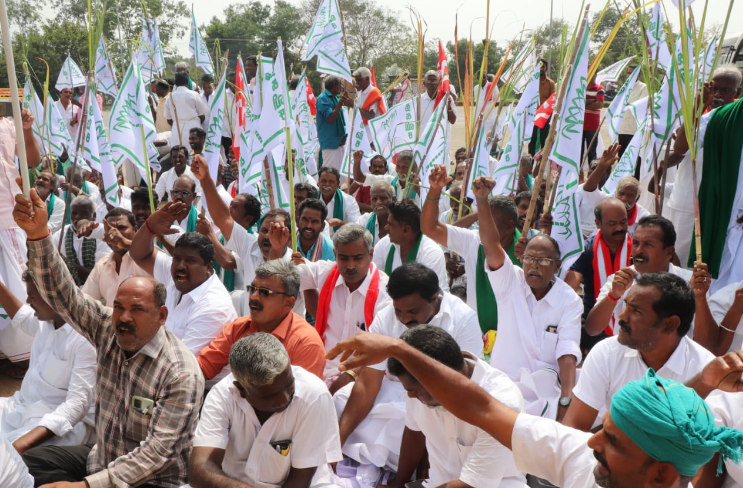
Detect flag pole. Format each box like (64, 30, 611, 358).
(0, 0, 31, 196)
(285, 132, 297, 252)
(405, 91, 450, 200)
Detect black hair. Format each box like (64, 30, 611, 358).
(245, 55, 258, 65)
(594, 197, 625, 222)
(201, 73, 215, 84)
(514, 191, 534, 207)
(636, 215, 676, 248)
(235, 193, 262, 228)
(174, 232, 214, 265)
(387, 263, 440, 302)
(488, 195, 518, 225)
(294, 182, 319, 199)
(174, 71, 189, 86)
(156, 79, 170, 90)
(289, 75, 300, 90)
(388, 199, 421, 235)
(189, 126, 206, 139)
(259, 208, 291, 229)
(318, 166, 341, 183)
(170, 145, 189, 159)
(105, 207, 137, 228)
(324, 76, 341, 91)
(387, 325, 464, 378)
(131, 187, 159, 208)
(369, 154, 388, 168)
(635, 273, 695, 337)
(298, 198, 328, 222)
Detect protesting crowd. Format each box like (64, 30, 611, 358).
(0, 0, 743, 487)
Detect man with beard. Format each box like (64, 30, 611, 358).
(188, 126, 207, 157)
(155, 145, 201, 202)
(197, 260, 326, 385)
(437, 182, 477, 229)
(34, 171, 65, 234)
(13, 185, 204, 488)
(326, 332, 743, 488)
(585, 216, 698, 337)
(563, 273, 714, 433)
(319, 167, 360, 236)
(129, 202, 237, 356)
(130, 187, 158, 228)
(334, 263, 481, 474)
(477, 176, 581, 421)
(356, 180, 394, 245)
(296, 198, 335, 262)
(189, 334, 342, 488)
(353, 150, 420, 206)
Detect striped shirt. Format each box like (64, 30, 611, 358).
(27, 235, 205, 488)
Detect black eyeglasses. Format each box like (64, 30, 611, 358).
(171, 190, 192, 198)
(247, 285, 289, 297)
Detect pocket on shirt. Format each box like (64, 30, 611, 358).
(125, 408, 151, 444)
(257, 444, 292, 487)
(540, 329, 559, 364)
(39, 354, 72, 390)
(456, 440, 473, 466)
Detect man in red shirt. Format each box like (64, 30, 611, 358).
(583, 73, 605, 163)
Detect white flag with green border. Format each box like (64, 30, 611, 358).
(604, 119, 648, 195)
(549, 167, 583, 274)
(301, 0, 352, 83)
(55, 55, 86, 91)
(23, 79, 47, 155)
(189, 11, 214, 75)
(96, 35, 118, 96)
(46, 94, 77, 159)
(493, 115, 523, 195)
(606, 67, 641, 142)
(596, 56, 634, 86)
(369, 98, 417, 160)
(203, 70, 228, 181)
(82, 86, 121, 206)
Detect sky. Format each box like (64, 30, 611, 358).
(176, 0, 743, 57)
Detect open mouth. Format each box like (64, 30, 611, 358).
(174, 271, 189, 282)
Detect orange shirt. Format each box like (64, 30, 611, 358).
(198, 312, 326, 380)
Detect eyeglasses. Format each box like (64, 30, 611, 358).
(171, 190, 192, 198)
(247, 285, 289, 297)
(522, 255, 558, 266)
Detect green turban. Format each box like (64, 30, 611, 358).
(611, 369, 743, 477)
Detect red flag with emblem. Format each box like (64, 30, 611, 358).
(231, 56, 248, 162)
(435, 40, 450, 107)
(534, 93, 556, 129)
(306, 77, 317, 116)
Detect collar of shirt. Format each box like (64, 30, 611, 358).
(331, 262, 379, 297)
(134, 326, 167, 360)
(258, 312, 297, 341)
(180, 272, 222, 304)
(623, 336, 690, 377)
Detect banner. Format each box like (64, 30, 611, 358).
(549, 167, 584, 274)
(492, 115, 522, 195)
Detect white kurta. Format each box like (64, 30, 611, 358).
(163, 86, 210, 150)
(54, 100, 80, 141)
(0, 434, 34, 488)
(193, 368, 343, 488)
(706, 391, 743, 488)
(45, 194, 66, 235)
(355, 212, 383, 245)
(0, 305, 96, 445)
(321, 191, 361, 237)
(445, 226, 484, 312)
(372, 234, 450, 292)
(707, 279, 743, 353)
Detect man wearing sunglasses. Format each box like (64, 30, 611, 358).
(475, 176, 582, 423)
(155, 145, 201, 202)
(158, 175, 200, 248)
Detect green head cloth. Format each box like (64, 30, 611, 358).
(611, 369, 743, 477)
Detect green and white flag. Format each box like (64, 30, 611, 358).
(82, 86, 121, 206)
(23, 79, 47, 155)
(55, 55, 86, 91)
(606, 67, 641, 142)
(341, 106, 372, 178)
(203, 69, 228, 181)
(135, 21, 166, 84)
(414, 99, 448, 202)
(651, 36, 684, 141)
(501, 39, 535, 94)
(266, 145, 291, 210)
(258, 41, 293, 156)
(604, 119, 648, 194)
(466, 122, 492, 200)
(647, 3, 672, 70)
(549, 18, 590, 174)
(189, 11, 214, 75)
(238, 66, 262, 196)
(369, 98, 417, 160)
(46, 94, 77, 159)
(108, 56, 156, 181)
(493, 115, 523, 195)
(301, 0, 352, 83)
(596, 56, 634, 86)
(549, 167, 583, 274)
(507, 62, 541, 143)
(95, 35, 118, 97)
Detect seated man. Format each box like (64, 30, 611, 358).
(294, 182, 319, 208)
(130, 203, 237, 356)
(160, 174, 200, 246)
(81, 208, 150, 306)
(438, 181, 478, 229)
(52, 195, 111, 285)
(585, 216, 695, 337)
(372, 199, 449, 292)
(130, 187, 158, 228)
(0, 273, 96, 452)
(388, 326, 526, 488)
(318, 166, 361, 235)
(514, 191, 541, 239)
(61, 166, 103, 214)
(356, 180, 395, 245)
(352, 152, 389, 213)
(562, 273, 714, 432)
(575, 144, 618, 238)
(296, 198, 335, 262)
(476, 176, 581, 421)
(34, 171, 65, 234)
(198, 260, 325, 384)
(695, 279, 743, 356)
(14, 188, 204, 487)
(353, 150, 420, 205)
(335, 263, 482, 472)
(0, 433, 33, 488)
(188, 334, 342, 488)
(614, 176, 650, 236)
(155, 145, 201, 202)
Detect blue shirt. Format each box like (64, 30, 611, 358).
(299, 232, 336, 262)
(316, 90, 345, 150)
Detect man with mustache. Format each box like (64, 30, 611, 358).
(297, 198, 335, 262)
(614, 176, 649, 236)
(477, 175, 581, 422)
(352, 152, 389, 213)
(356, 180, 395, 245)
(334, 263, 481, 474)
(154, 145, 201, 202)
(562, 273, 714, 432)
(158, 174, 200, 248)
(189, 334, 342, 488)
(318, 166, 360, 236)
(326, 331, 743, 488)
(584, 216, 697, 338)
(34, 171, 65, 234)
(129, 202, 237, 356)
(13, 181, 204, 488)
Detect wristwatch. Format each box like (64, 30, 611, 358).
(559, 396, 572, 407)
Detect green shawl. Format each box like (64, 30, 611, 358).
(332, 189, 344, 231)
(385, 233, 423, 275)
(46, 193, 56, 221)
(475, 229, 521, 333)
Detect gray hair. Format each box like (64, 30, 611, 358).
(70, 195, 95, 215)
(713, 64, 742, 86)
(616, 175, 641, 196)
(370, 180, 395, 199)
(254, 260, 300, 298)
(325, 75, 341, 91)
(353, 67, 371, 79)
(425, 70, 440, 80)
(229, 333, 290, 387)
(332, 223, 373, 251)
(174, 62, 190, 72)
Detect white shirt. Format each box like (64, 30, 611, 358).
(406, 357, 526, 487)
(0, 434, 34, 488)
(487, 255, 582, 378)
(572, 335, 714, 429)
(45, 193, 67, 235)
(321, 191, 361, 237)
(193, 368, 343, 488)
(369, 292, 483, 371)
(4, 305, 96, 441)
(154, 167, 202, 201)
(706, 391, 743, 488)
(420, 89, 457, 127)
(53, 225, 112, 265)
(163, 86, 210, 149)
(372, 234, 450, 292)
(153, 252, 238, 356)
(511, 414, 597, 488)
(575, 184, 608, 239)
(356, 212, 383, 245)
(445, 226, 485, 311)
(55, 99, 80, 140)
(596, 264, 693, 335)
(707, 280, 743, 353)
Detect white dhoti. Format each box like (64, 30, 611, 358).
(322, 148, 346, 178)
(0, 228, 33, 362)
(666, 206, 694, 270)
(333, 377, 406, 471)
(0, 395, 93, 445)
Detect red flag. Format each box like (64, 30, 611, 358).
(232, 57, 248, 161)
(306, 77, 317, 116)
(534, 93, 556, 129)
(370, 63, 378, 87)
(435, 40, 450, 107)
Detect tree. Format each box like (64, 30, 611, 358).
(446, 39, 506, 95)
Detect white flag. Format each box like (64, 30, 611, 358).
(369, 98, 417, 160)
(507, 62, 541, 143)
(341, 106, 372, 178)
(549, 167, 584, 273)
(501, 40, 536, 94)
(81, 86, 121, 206)
(203, 70, 228, 182)
(46, 94, 77, 158)
(238, 70, 263, 195)
(550, 19, 590, 174)
(23, 80, 48, 155)
(467, 122, 492, 200)
(189, 11, 214, 75)
(493, 115, 523, 195)
(108, 57, 157, 181)
(136, 21, 167, 84)
(604, 119, 648, 195)
(301, 0, 352, 83)
(651, 50, 681, 141)
(596, 56, 634, 86)
(415, 99, 448, 202)
(95, 35, 118, 96)
(639, 132, 659, 183)
(56, 55, 86, 91)
(647, 3, 672, 70)
(266, 145, 292, 210)
(606, 67, 641, 142)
